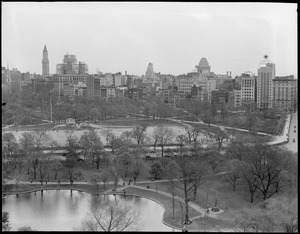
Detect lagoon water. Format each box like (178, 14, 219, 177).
(2, 190, 178, 231)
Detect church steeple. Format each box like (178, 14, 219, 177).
(42, 45, 49, 76)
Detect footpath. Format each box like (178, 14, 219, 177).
(168, 113, 292, 146)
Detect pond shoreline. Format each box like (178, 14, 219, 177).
(2, 184, 182, 231)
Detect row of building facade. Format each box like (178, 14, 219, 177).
(1, 46, 298, 112)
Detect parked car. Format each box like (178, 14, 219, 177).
(294, 130, 296, 133)
(293, 139, 295, 142)
(145, 155, 155, 160)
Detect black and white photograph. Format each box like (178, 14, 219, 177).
(2, 2, 297, 232)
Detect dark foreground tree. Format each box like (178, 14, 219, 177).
(167, 157, 204, 224)
(75, 199, 142, 231)
(2, 211, 11, 231)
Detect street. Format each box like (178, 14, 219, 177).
(283, 111, 298, 153)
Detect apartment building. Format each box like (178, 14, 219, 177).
(273, 75, 298, 112)
(240, 74, 256, 106)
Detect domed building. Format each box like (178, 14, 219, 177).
(195, 57, 211, 74)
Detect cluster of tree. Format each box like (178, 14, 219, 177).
(234, 195, 298, 232)
(224, 141, 297, 203)
(2, 131, 84, 184)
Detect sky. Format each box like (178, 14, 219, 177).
(1, 2, 297, 77)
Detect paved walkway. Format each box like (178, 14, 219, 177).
(111, 182, 224, 220)
(167, 113, 292, 146)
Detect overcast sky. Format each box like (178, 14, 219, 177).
(2, 2, 297, 77)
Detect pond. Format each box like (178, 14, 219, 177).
(2, 190, 179, 231)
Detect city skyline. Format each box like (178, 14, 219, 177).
(2, 2, 297, 77)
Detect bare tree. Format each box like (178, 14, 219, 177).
(109, 166, 120, 190)
(65, 129, 78, 156)
(90, 174, 101, 191)
(130, 124, 148, 150)
(241, 162, 259, 203)
(223, 159, 242, 191)
(214, 128, 228, 152)
(153, 125, 174, 158)
(167, 157, 204, 224)
(2, 132, 18, 160)
(76, 199, 141, 231)
(38, 158, 49, 185)
(130, 154, 145, 184)
(119, 131, 133, 146)
(242, 143, 293, 200)
(99, 169, 110, 189)
(32, 130, 52, 152)
(184, 126, 194, 145)
(19, 132, 34, 154)
(176, 134, 188, 152)
(28, 152, 39, 180)
(101, 128, 113, 146)
(19, 132, 35, 175)
(51, 159, 63, 180)
(63, 157, 82, 184)
(115, 152, 133, 178)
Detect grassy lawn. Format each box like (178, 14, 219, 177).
(135, 175, 266, 229)
(123, 186, 200, 230)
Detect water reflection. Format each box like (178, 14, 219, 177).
(2, 190, 178, 231)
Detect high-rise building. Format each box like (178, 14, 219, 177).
(42, 45, 49, 76)
(145, 63, 156, 81)
(240, 73, 256, 106)
(257, 56, 275, 108)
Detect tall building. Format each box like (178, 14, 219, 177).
(145, 63, 156, 81)
(56, 54, 88, 74)
(195, 57, 211, 74)
(240, 73, 256, 106)
(42, 45, 49, 76)
(273, 75, 298, 112)
(257, 56, 275, 108)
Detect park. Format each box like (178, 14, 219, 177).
(2, 109, 298, 232)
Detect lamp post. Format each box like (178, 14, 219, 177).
(49, 91, 53, 123)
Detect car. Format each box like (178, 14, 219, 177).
(294, 125, 296, 128)
(293, 139, 295, 142)
(294, 130, 296, 133)
(145, 155, 155, 160)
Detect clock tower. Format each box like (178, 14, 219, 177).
(42, 45, 49, 76)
